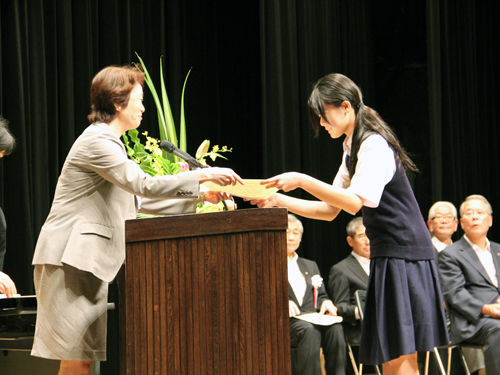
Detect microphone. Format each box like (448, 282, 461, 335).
(159, 140, 206, 169)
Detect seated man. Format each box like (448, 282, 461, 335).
(427, 201, 459, 257)
(425, 201, 479, 375)
(328, 217, 369, 346)
(288, 214, 345, 375)
(329, 217, 378, 374)
(0, 117, 18, 298)
(438, 195, 500, 374)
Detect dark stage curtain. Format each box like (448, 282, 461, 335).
(0, 0, 262, 295)
(0, 0, 499, 372)
(1, 1, 261, 372)
(260, 0, 500, 279)
(429, 0, 500, 213)
(260, 0, 375, 276)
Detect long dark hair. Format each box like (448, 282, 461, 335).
(308, 73, 418, 176)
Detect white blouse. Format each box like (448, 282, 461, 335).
(333, 134, 396, 208)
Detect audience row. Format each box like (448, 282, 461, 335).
(288, 195, 496, 375)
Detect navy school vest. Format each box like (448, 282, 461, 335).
(358, 155, 435, 261)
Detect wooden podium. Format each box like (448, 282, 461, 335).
(119, 208, 290, 375)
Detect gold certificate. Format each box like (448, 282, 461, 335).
(202, 179, 278, 200)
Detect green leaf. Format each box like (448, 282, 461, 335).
(159, 56, 178, 156)
(134, 53, 167, 140)
(179, 68, 192, 152)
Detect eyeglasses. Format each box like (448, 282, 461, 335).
(462, 210, 489, 218)
(432, 215, 455, 222)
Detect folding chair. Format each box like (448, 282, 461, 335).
(345, 335, 360, 375)
(430, 342, 484, 375)
(354, 289, 382, 375)
(426, 300, 485, 375)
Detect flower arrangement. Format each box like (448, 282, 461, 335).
(122, 53, 233, 213)
(123, 129, 232, 213)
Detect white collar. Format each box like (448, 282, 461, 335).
(464, 234, 490, 253)
(431, 236, 452, 252)
(288, 252, 299, 264)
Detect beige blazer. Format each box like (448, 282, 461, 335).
(33, 122, 199, 282)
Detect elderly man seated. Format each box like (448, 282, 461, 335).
(287, 214, 345, 375)
(438, 195, 500, 374)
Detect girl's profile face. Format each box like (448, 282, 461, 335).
(319, 103, 354, 139)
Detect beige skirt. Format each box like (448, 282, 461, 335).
(31, 264, 108, 361)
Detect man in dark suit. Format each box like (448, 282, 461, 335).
(328, 217, 375, 374)
(328, 217, 369, 346)
(288, 214, 346, 375)
(424, 201, 479, 375)
(438, 194, 500, 374)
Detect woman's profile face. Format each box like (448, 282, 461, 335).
(0, 150, 5, 159)
(319, 103, 354, 139)
(116, 83, 145, 131)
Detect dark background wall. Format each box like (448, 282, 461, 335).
(1, 0, 499, 371)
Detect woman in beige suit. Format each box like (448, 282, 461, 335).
(31, 65, 242, 375)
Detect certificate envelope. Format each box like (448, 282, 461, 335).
(202, 179, 278, 200)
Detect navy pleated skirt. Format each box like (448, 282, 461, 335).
(358, 257, 449, 365)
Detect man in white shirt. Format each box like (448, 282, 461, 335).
(427, 201, 459, 256)
(424, 201, 480, 375)
(288, 214, 345, 375)
(438, 195, 500, 375)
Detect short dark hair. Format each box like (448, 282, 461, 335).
(88, 65, 145, 124)
(0, 116, 16, 155)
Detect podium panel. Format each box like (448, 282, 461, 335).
(120, 208, 290, 375)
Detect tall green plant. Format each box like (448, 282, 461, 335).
(134, 52, 191, 162)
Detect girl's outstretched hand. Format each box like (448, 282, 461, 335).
(260, 172, 303, 192)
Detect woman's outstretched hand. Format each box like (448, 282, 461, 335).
(260, 172, 304, 192)
(198, 167, 244, 187)
(203, 191, 233, 204)
(246, 193, 280, 208)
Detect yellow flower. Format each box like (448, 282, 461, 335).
(196, 140, 210, 159)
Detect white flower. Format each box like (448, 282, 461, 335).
(311, 275, 323, 288)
